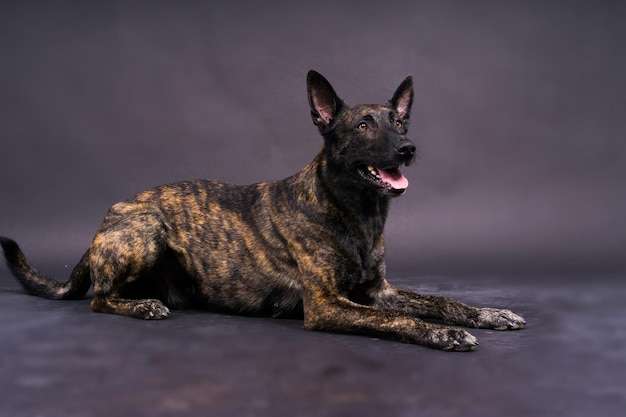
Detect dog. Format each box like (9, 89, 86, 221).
(0, 70, 525, 351)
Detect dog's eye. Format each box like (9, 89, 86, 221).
(395, 120, 403, 129)
(357, 122, 368, 131)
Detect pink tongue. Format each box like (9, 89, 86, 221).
(378, 168, 409, 190)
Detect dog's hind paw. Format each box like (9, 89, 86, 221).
(133, 299, 170, 320)
(476, 308, 526, 330)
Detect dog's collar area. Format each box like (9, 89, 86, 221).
(359, 165, 408, 196)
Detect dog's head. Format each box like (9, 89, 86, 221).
(307, 70, 416, 197)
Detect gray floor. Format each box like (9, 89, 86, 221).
(1, 271, 624, 417)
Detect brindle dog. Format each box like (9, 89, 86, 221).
(0, 71, 525, 351)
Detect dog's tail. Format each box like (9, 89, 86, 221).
(0, 236, 91, 300)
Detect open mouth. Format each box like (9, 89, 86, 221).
(359, 165, 409, 196)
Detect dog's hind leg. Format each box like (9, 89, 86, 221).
(90, 296, 170, 320)
(88, 201, 171, 320)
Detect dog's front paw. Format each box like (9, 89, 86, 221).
(476, 308, 525, 330)
(429, 328, 479, 352)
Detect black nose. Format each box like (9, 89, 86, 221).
(396, 140, 416, 163)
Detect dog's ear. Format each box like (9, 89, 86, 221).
(390, 75, 414, 120)
(307, 70, 344, 130)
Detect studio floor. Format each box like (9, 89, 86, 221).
(1, 272, 624, 417)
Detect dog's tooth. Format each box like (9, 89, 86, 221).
(366, 165, 382, 180)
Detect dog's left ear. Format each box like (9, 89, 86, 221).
(390, 75, 414, 120)
(307, 70, 344, 130)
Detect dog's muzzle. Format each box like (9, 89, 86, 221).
(395, 139, 416, 166)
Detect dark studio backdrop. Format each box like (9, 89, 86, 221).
(1, 0, 625, 281)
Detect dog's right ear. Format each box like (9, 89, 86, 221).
(307, 70, 344, 130)
(390, 75, 414, 120)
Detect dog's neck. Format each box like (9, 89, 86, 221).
(291, 151, 390, 241)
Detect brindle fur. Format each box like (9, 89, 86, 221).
(0, 71, 525, 351)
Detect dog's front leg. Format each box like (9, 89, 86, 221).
(371, 280, 526, 330)
(302, 290, 478, 351)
